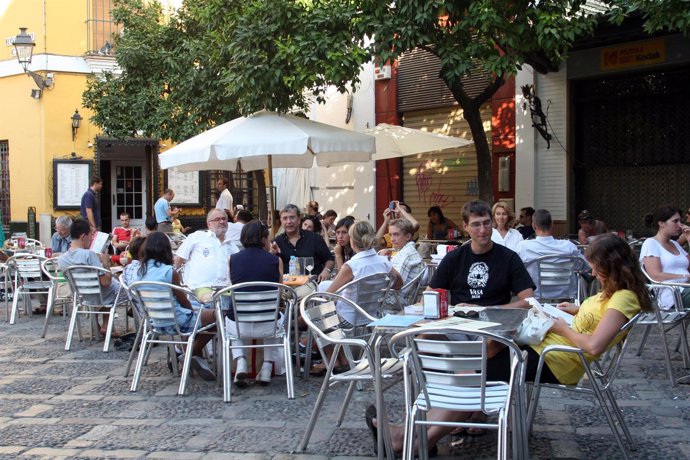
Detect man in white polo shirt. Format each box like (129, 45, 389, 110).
(174, 209, 239, 303)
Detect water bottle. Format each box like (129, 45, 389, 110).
(289, 256, 297, 275)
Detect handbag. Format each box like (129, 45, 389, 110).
(515, 306, 553, 345)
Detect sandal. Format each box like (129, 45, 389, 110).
(466, 412, 488, 436)
(365, 404, 379, 454)
(365, 404, 437, 458)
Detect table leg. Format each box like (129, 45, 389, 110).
(374, 334, 395, 460)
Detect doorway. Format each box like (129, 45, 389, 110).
(111, 163, 147, 230)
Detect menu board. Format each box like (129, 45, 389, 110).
(53, 160, 92, 210)
(166, 168, 201, 206)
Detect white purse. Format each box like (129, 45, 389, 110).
(515, 298, 554, 345)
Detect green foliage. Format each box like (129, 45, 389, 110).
(607, 0, 690, 36)
(82, 0, 690, 202)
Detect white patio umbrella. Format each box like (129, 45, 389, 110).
(159, 110, 375, 172)
(158, 110, 375, 225)
(365, 123, 472, 161)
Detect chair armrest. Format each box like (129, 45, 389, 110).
(539, 344, 582, 356)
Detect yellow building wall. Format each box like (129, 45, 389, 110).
(0, 0, 98, 221)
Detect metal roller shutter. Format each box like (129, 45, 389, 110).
(401, 106, 490, 233)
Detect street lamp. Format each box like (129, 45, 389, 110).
(71, 109, 83, 141)
(13, 27, 54, 92)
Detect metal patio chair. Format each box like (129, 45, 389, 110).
(634, 267, 690, 386)
(526, 313, 641, 459)
(388, 265, 428, 311)
(61, 265, 127, 352)
(40, 257, 73, 337)
(7, 254, 52, 325)
(212, 282, 297, 403)
(335, 272, 397, 326)
(297, 292, 404, 455)
(127, 280, 215, 395)
(525, 254, 588, 303)
(388, 327, 528, 460)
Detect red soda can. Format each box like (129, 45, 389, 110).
(45, 248, 53, 258)
(18, 237, 25, 249)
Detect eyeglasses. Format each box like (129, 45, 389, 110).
(468, 219, 492, 229)
(454, 310, 479, 319)
(208, 217, 228, 223)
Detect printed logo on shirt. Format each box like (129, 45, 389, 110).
(467, 262, 489, 299)
(203, 248, 210, 257)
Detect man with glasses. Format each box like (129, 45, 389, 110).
(51, 216, 73, 255)
(174, 209, 239, 303)
(272, 204, 334, 282)
(430, 200, 534, 308)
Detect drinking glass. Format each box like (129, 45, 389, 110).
(304, 257, 314, 278)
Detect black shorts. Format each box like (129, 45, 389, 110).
(487, 345, 560, 384)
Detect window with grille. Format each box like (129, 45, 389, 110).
(86, 0, 119, 54)
(206, 170, 254, 211)
(0, 141, 10, 226)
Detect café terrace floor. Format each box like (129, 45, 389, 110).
(0, 312, 689, 460)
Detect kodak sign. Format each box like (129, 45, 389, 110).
(601, 39, 666, 71)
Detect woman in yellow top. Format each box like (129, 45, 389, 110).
(367, 233, 652, 454)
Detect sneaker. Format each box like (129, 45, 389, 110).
(190, 355, 216, 381)
(257, 362, 272, 385)
(234, 358, 248, 388)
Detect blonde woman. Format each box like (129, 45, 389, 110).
(312, 221, 403, 375)
(326, 221, 402, 325)
(490, 201, 523, 251)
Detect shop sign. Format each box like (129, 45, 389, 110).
(601, 39, 665, 71)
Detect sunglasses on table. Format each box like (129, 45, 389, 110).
(453, 310, 480, 319)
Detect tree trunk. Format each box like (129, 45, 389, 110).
(463, 106, 494, 204)
(445, 74, 505, 205)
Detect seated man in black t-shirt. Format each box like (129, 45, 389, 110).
(271, 204, 335, 283)
(366, 200, 535, 450)
(431, 200, 535, 308)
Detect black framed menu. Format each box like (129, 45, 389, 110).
(53, 160, 93, 210)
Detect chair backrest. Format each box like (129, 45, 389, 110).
(401, 265, 428, 305)
(165, 232, 186, 250)
(530, 254, 587, 301)
(300, 292, 374, 348)
(640, 264, 687, 311)
(389, 327, 524, 414)
(128, 280, 193, 335)
(595, 313, 640, 389)
(214, 282, 297, 339)
(25, 238, 44, 248)
(336, 272, 396, 321)
(9, 254, 45, 280)
(62, 265, 114, 307)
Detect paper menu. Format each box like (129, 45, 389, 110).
(416, 315, 500, 331)
(527, 297, 574, 326)
(541, 303, 574, 326)
(90, 232, 111, 253)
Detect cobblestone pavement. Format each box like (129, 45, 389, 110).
(0, 312, 689, 459)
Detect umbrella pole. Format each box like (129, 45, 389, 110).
(268, 155, 277, 236)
